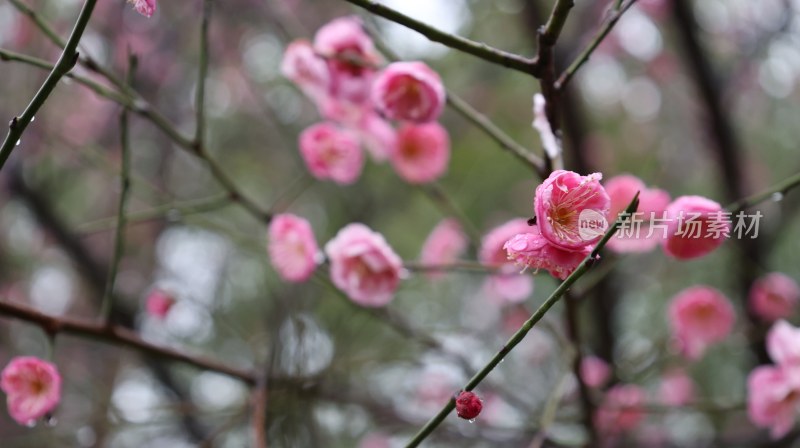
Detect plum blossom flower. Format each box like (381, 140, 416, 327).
(313, 16, 380, 105)
(325, 223, 403, 307)
(479, 219, 534, 304)
(299, 122, 364, 184)
(534, 170, 610, 251)
(420, 219, 468, 280)
(748, 365, 799, 439)
(750, 273, 800, 322)
(1, 357, 62, 426)
(581, 355, 612, 388)
(659, 369, 695, 406)
(129, 0, 156, 17)
(391, 123, 450, 184)
(667, 286, 735, 360)
(503, 227, 592, 280)
(371, 61, 445, 123)
(268, 214, 320, 282)
(145, 289, 176, 319)
(765, 320, 800, 369)
(595, 384, 646, 437)
(604, 174, 670, 253)
(281, 40, 330, 106)
(662, 195, 730, 260)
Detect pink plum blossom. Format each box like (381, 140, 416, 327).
(299, 122, 364, 184)
(604, 174, 670, 253)
(662, 195, 730, 260)
(659, 369, 695, 406)
(1, 357, 62, 426)
(313, 16, 380, 105)
(580, 355, 612, 388)
(391, 123, 450, 184)
(281, 40, 330, 106)
(130, 0, 156, 17)
(595, 384, 646, 436)
(534, 170, 610, 251)
(479, 219, 534, 304)
(268, 214, 320, 282)
(748, 365, 799, 439)
(667, 286, 736, 360)
(371, 61, 445, 123)
(750, 273, 800, 322)
(420, 219, 468, 280)
(145, 289, 176, 319)
(325, 223, 403, 307)
(503, 227, 592, 280)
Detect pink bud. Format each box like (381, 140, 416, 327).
(371, 61, 445, 123)
(146, 289, 175, 319)
(1, 357, 62, 426)
(299, 122, 364, 185)
(391, 122, 450, 184)
(455, 391, 483, 420)
(268, 214, 320, 283)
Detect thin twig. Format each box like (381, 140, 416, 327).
(196, 0, 212, 145)
(344, 0, 540, 76)
(0, 299, 258, 384)
(0, 0, 98, 171)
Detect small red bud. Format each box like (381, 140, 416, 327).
(455, 391, 482, 420)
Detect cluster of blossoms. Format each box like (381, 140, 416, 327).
(267, 213, 404, 307)
(282, 17, 450, 186)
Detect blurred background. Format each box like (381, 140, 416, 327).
(0, 0, 799, 446)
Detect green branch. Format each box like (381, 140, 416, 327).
(0, 0, 98, 171)
(404, 193, 640, 448)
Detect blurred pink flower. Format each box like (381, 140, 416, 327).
(750, 273, 800, 322)
(668, 286, 735, 360)
(534, 170, 610, 251)
(581, 355, 612, 388)
(420, 219, 468, 280)
(130, 0, 156, 17)
(748, 365, 798, 439)
(604, 174, 670, 253)
(356, 113, 397, 162)
(145, 289, 176, 319)
(313, 16, 380, 105)
(479, 219, 535, 304)
(299, 122, 364, 184)
(358, 432, 392, 448)
(766, 320, 800, 369)
(662, 195, 729, 260)
(268, 214, 320, 282)
(1, 357, 61, 426)
(325, 223, 403, 307)
(595, 384, 646, 436)
(503, 227, 592, 280)
(281, 40, 330, 106)
(659, 369, 695, 406)
(371, 61, 445, 123)
(391, 123, 450, 184)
